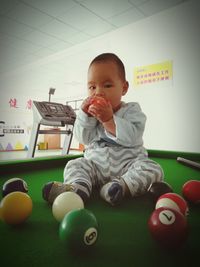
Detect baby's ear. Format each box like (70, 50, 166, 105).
(122, 81, 129, 96)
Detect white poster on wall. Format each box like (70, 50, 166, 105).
(0, 95, 33, 151)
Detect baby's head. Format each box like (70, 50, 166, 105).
(89, 53, 126, 81)
(88, 53, 129, 111)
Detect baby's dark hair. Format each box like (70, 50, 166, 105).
(89, 53, 126, 81)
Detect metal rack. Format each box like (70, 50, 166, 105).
(27, 101, 76, 158)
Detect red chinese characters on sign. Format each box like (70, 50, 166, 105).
(9, 98, 18, 108)
(8, 98, 32, 109)
(26, 99, 32, 109)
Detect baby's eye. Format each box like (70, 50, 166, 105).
(104, 83, 112, 88)
(89, 85, 96, 90)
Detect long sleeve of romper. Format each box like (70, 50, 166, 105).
(74, 102, 146, 148)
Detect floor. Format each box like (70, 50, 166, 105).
(0, 149, 82, 162)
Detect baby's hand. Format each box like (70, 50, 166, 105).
(81, 96, 94, 115)
(88, 96, 113, 123)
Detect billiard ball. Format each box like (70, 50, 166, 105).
(0, 191, 33, 225)
(89, 95, 108, 106)
(52, 191, 84, 222)
(2, 178, 28, 197)
(182, 180, 200, 204)
(155, 192, 189, 216)
(59, 208, 98, 250)
(148, 207, 188, 248)
(147, 181, 173, 201)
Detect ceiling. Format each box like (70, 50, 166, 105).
(0, 0, 188, 75)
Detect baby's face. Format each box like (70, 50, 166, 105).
(87, 62, 128, 111)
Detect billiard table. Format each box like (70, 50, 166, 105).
(0, 150, 200, 267)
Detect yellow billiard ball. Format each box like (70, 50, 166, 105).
(0, 191, 33, 225)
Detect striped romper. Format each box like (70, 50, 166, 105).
(63, 102, 164, 199)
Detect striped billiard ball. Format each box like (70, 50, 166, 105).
(2, 178, 28, 197)
(155, 192, 189, 216)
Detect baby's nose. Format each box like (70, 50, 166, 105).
(95, 88, 105, 97)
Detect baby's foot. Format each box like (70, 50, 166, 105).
(42, 181, 74, 204)
(100, 179, 125, 205)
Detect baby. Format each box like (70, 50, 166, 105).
(43, 53, 164, 205)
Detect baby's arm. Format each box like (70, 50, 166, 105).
(73, 97, 101, 145)
(104, 103, 146, 147)
(87, 96, 116, 136)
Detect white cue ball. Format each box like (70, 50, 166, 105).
(52, 191, 84, 222)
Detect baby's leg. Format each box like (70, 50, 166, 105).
(100, 158, 164, 205)
(63, 157, 96, 202)
(44, 157, 96, 204)
(121, 158, 164, 197)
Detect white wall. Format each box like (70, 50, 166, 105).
(0, 0, 199, 153)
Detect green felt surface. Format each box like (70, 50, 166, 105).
(0, 151, 200, 267)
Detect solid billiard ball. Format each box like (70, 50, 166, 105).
(0, 191, 33, 225)
(147, 181, 173, 201)
(2, 178, 28, 197)
(89, 95, 108, 106)
(52, 191, 84, 222)
(155, 192, 189, 216)
(148, 207, 188, 248)
(182, 180, 200, 204)
(59, 208, 98, 250)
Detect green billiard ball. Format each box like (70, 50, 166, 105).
(59, 208, 98, 250)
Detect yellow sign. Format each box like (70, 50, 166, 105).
(133, 61, 173, 87)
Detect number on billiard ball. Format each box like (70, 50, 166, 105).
(2, 178, 28, 197)
(155, 192, 189, 216)
(148, 207, 188, 248)
(59, 208, 98, 250)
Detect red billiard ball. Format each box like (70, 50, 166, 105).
(155, 192, 189, 216)
(2, 178, 28, 197)
(148, 207, 188, 248)
(89, 96, 108, 107)
(182, 180, 200, 204)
